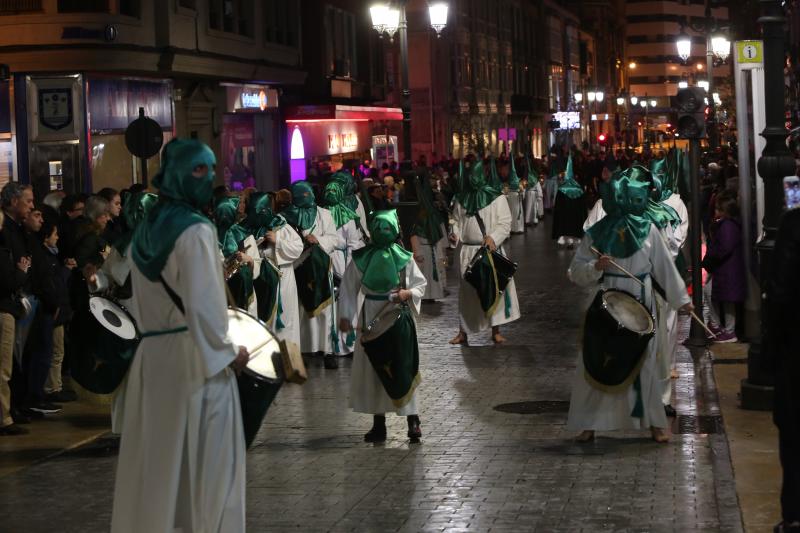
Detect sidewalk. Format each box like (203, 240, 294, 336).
(0, 382, 111, 478)
(711, 341, 781, 532)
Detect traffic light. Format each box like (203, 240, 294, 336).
(597, 133, 607, 145)
(675, 87, 707, 139)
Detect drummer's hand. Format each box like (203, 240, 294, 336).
(339, 318, 352, 332)
(594, 256, 613, 272)
(82, 263, 97, 284)
(265, 230, 277, 245)
(231, 346, 249, 374)
(64, 258, 77, 270)
(448, 233, 458, 244)
(680, 302, 695, 314)
(305, 234, 319, 245)
(483, 236, 497, 252)
(393, 289, 412, 302)
(236, 251, 254, 267)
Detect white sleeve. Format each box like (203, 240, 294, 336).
(270, 224, 303, 266)
(674, 197, 689, 249)
(451, 202, 464, 244)
(567, 234, 604, 287)
(487, 197, 511, 248)
(405, 260, 427, 316)
(314, 208, 342, 255)
(345, 220, 365, 253)
(583, 199, 606, 231)
(243, 235, 261, 280)
(356, 197, 370, 239)
(648, 226, 691, 310)
(172, 224, 237, 378)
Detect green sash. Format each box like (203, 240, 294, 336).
(294, 244, 333, 316)
(361, 305, 421, 408)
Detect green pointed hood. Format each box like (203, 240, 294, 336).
(213, 196, 240, 242)
(507, 156, 521, 189)
(558, 154, 584, 199)
(412, 174, 444, 243)
(586, 168, 652, 258)
(629, 165, 681, 229)
(323, 180, 359, 229)
(456, 159, 502, 216)
(282, 181, 318, 230)
(330, 171, 359, 211)
(525, 156, 539, 189)
(352, 210, 413, 293)
(131, 139, 216, 281)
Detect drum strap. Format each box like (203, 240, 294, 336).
(159, 275, 185, 313)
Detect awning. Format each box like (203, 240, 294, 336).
(285, 105, 403, 122)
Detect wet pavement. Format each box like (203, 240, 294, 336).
(0, 220, 743, 532)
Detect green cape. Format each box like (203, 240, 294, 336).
(282, 181, 318, 230)
(352, 210, 413, 293)
(115, 191, 158, 255)
(558, 154, 584, 199)
(132, 139, 216, 281)
(411, 174, 444, 243)
(586, 171, 652, 259)
(630, 165, 681, 230)
(323, 181, 359, 229)
(507, 156, 521, 190)
(455, 159, 502, 216)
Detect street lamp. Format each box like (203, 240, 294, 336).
(371, 1, 449, 165)
(711, 34, 731, 62)
(650, 99, 657, 108)
(596, 91, 605, 103)
(678, 80, 689, 89)
(616, 96, 625, 106)
(698, 80, 710, 92)
(630, 95, 638, 106)
(574, 91, 583, 103)
(676, 31, 692, 62)
(587, 91, 596, 103)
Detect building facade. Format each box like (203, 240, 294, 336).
(0, 0, 304, 196)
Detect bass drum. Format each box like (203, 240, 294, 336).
(227, 308, 284, 448)
(582, 288, 655, 393)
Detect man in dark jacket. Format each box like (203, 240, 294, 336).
(768, 208, 800, 533)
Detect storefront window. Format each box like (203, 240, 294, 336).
(91, 131, 172, 191)
(221, 114, 256, 192)
(0, 140, 12, 189)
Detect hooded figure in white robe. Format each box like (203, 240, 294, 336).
(410, 174, 448, 301)
(567, 171, 690, 442)
(111, 139, 245, 533)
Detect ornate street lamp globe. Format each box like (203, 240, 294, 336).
(596, 91, 605, 103)
(384, 8, 400, 41)
(616, 96, 625, 106)
(630, 95, 639, 106)
(574, 92, 583, 103)
(587, 91, 596, 103)
(711, 35, 731, 62)
(650, 99, 657, 108)
(429, 2, 449, 37)
(370, 4, 389, 35)
(676, 32, 692, 63)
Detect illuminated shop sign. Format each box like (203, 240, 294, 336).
(327, 132, 358, 152)
(241, 90, 268, 111)
(225, 84, 278, 113)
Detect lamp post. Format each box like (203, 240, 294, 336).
(371, 1, 449, 167)
(675, 0, 730, 150)
(740, 0, 795, 410)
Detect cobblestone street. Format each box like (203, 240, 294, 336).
(0, 222, 743, 532)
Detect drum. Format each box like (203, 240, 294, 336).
(582, 289, 655, 392)
(227, 308, 285, 448)
(89, 296, 138, 340)
(294, 244, 333, 316)
(464, 246, 518, 315)
(361, 303, 403, 343)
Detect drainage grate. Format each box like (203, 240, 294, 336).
(493, 400, 570, 414)
(673, 415, 724, 434)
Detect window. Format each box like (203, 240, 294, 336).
(265, 0, 299, 47)
(209, 0, 254, 37)
(324, 6, 357, 79)
(58, 0, 107, 12)
(0, 0, 41, 13)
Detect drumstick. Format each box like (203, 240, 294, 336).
(590, 247, 644, 288)
(590, 247, 716, 338)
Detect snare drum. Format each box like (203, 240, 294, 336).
(361, 303, 404, 343)
(89, 296, 138, 340)
(227, 308, 284, 448)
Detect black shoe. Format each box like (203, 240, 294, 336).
(17, 407, 44, 420)
(11, 409, 31, 424)
(323, 354, 339, 369)
(664, 404, 677, 418)
(407, 415, 422, 443)
(364, 415, 386, 443)
(28, 402, 62, 415)
(0, 423, 29, 436)
(45, 390, 77, 403)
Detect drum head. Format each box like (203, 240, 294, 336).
(361, 305, 403, 343)
(89, 297, 137, 340)
(602, 291, 654, 334)
(227, 308, 281, 382)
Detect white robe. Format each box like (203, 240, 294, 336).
(338, 260, 427, 415)
(566, 226, 690, 432)
(412, 226, 447, 301)
(111, 223, 245, 533)
(355, 196, 370, 239)
(583, 199, 606, 231)
(329, 217, 365, 355)
(506, 189, 526, 233)
(524, 183, 543, 225)
(260, 223, 304, 350)
(295, 207, 342, 354)
(451, 195, 521, 334)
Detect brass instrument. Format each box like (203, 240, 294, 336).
(223, 234, 283, 281)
